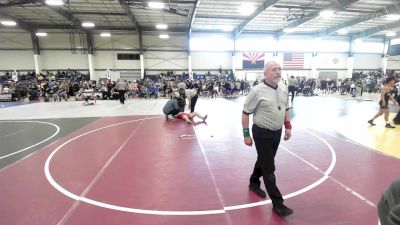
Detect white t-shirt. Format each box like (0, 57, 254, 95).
(185, 89, 198, 99)
(3, 87, 9, 93)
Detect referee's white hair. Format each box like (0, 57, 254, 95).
(264, 61, 280, 71)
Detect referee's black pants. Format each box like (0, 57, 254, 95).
(288, 86, 296, 102)
(118, 90, 126, 104)
(250, 124, 284, 207)
(190, 95, 198, 113)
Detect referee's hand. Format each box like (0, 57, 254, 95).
(284, 129, 292, 141)
(244, 136, 253, 147)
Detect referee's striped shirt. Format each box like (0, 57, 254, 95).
(243, 81, 289, 131)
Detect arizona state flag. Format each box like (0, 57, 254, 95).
(243, 52, 265, 69)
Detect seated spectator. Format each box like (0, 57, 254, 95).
(2, 85, 10, 94)
(139, 86, 148, 98)
(56, 89, 68, 102)
(132, 81, 139, 97)
(45, 84, 58, 102)
(28, 87, 40, 102)
(81, 88, 97, 104)
(149, 85, 159, 99)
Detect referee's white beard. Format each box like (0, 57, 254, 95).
(265, 77, 279, 87)
(272, 76, 281, 85)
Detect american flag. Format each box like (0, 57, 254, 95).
(283, 53, 304, 69)
(242, 52, 265, 69)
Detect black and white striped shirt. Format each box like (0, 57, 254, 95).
(243, 81, 289, 131)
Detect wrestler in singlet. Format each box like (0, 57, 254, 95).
(379, 91, 391, 109)
(368, 76, 398, 128)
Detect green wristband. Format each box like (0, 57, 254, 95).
(243, 128, 250, 137)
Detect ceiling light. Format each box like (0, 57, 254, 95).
(386, 32, 396, 37)
(283, 28, 296, 33)
(100, 33, 111, 37)
(337, 30, 348, 34)
(239, 3, 255, 16)
(354, 39, 363, 44)
(148, 2, 164, 9)
(385, 14, 400, 21)
(45, 0, 64, 6)
(159, 34, 169, 39)
(221, 26, 233, 32)
(82, 22, 95, 28)
(320, 10, 335, 18)
(1, 20, 17, 26)
(156, 24, 168, 29)
(36, 32, 48, 37)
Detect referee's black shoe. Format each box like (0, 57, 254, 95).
(249, 184, 266, 198)
(272, 204, 293, 217)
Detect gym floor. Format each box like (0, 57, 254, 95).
(0, 95, 399, 225)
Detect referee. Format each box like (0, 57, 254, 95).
(242, 61, 293, 217)
(378, 178, 400, 225)
(115, 79, 127, 104)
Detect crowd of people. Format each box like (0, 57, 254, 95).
(0, 70, 90, 102)
(0, 70, 254, 103)
(284, 70, 399, 101)
(1, 69, 399, 105)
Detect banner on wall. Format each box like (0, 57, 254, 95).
(283, 53, 304, 69)
(105, 68, 111, 79)
(319, 54, 346, 68)
(12, 70, 18, 82)
(242, 52, 265, 69)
